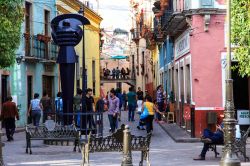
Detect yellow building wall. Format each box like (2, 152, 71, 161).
(152, 46, 159, 89)
(75, 24, 101, 97)
(57, 0, 102, 97)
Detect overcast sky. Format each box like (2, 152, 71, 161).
(86, 0, 131, 31)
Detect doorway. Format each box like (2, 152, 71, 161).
(1, 75, 9, 104)
(27, 76, 33, 124)
(42, 76, 54, 98)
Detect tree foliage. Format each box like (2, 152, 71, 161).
(0, 0, 23, 68)
(231, 0, 250, 77)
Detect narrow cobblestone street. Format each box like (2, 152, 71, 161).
(3, 111, 250, 166)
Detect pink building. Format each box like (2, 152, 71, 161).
(151, 0, 249, 137)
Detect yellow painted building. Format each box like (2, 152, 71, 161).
(152, 46, 159, 91)
(57, 0, 102, 97)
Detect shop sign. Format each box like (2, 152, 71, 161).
(237, 110, 250, 125)
(175, 31, 190, 58)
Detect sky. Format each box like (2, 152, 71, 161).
(86, 0, 131, 31)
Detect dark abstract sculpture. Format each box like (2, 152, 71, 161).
(51, 14, 90, 125)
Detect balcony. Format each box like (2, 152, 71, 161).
(23, 33, 58, 64)
(130, 28, 140, 42)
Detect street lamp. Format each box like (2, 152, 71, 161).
(16, 55, 24, 65)
(220, 0, 241, 165)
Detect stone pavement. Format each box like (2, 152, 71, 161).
(2, 111, 250, 166)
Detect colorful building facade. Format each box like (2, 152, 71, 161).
(0, 0, 59, 127)
(130, 0, 155, 96)
(153, 0, 231, 136)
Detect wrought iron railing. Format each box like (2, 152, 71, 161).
(130, 28, 140, 41)
(23, 34, 58, 61)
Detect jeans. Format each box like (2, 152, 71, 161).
(32, 110, 41, 126)
(43, 108, 52, 123)
(157, 102, 164, 121)
(140, 115, 154, 133)
(74, 110, 81, 126)
(146, 115, 154, 133)
(200, 129, 224, 157)
(4, 118, 15, 140)
(87, 114, 96, 129)
(108, 114, 117, 133)
(56, 112, 64, 125)
(128, 104, 136, 121)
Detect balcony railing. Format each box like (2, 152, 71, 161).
(23, 33, 58, 62)
(161, 10, 174, 29)
(130, 28, 140, 41)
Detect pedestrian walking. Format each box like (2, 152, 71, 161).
(112, 68, 116, 79)
(122, 90, 127, 111)
(73, 88, 82, 126)
(1, 96, 19, 141)
(137, 95, 163, 133)
(55, 92, 63, 125)
(28, 93, 43, 127)
(136, 87, 144, 113)
(127, 86, 136, 122)
(96, 96, 104, 135)
(115, 67, 120, 79)
(156, 85, 164, 122)
(121, 67, 126, 79)
(107, 89, 119, 133)
(126, 67, 130, 78)
(86, 88, 96, 130)
(115, 88, 123, 121)
(40, 91, 53, 123)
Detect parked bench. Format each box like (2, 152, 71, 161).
(81, 127, 152, 166)
(26, 122, 80, 154)
(208, 126, 250, 161)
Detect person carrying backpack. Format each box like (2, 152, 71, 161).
(55, 92, 63, 125)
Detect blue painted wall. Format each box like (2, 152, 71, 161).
(10, 0, 58, 127)
(161, 37, 174, 94)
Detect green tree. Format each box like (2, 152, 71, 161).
(231, 0, 250, 77)
(0, 0, 23, 68)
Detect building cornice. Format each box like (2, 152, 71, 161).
(56, 4, 70, 14)
(184, 8, 226, 16)
(59, 0, 102, 24)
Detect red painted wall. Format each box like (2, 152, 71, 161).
(190, 14, 225, 108)
(194, 109, 224, 137)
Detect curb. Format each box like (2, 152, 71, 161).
(158, 123, 200, 143)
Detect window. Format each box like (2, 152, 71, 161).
(92, 60, 96, 81)
(185, 64, 191, 103)
(25, 2, 32, 56)
(44, 10, 50, 36)
(180, 67, 184, 98)
(25, 2, 31, 33)
(175, 69, 179, 102)
(169, 69, 172, 91)
(200, 0, 214, 8)
(44, 10, 50, 59)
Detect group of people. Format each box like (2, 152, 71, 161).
(27, 91, 63, 127)
(104, 86, 167, 134)
(102, 67, 130, 79)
